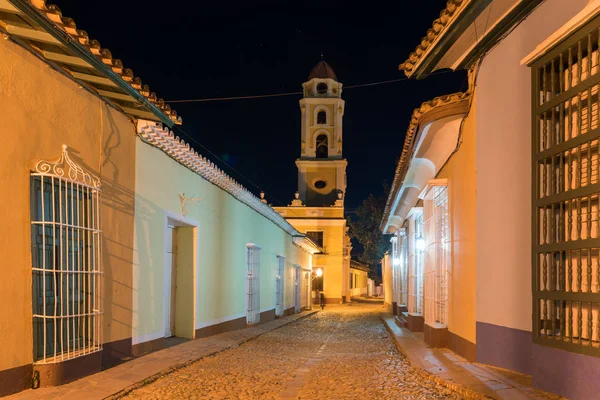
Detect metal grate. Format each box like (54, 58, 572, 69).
(275, 256, 285, 316)
(294, 265, 301, 313)
(408, 212, 424, 315)
(532, 16, 600, 356)
(30, 146, 102, 364)
(423, 185, 450, 327)
(246, 244, 261, 325)
(401, 227, 409, 307)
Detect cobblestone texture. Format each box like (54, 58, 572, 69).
(124, 304, 465, 399)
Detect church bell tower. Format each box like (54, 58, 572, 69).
(297, 61, 347, 207)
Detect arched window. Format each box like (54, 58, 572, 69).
(316, 134, 328, 158)
(317, 110, 327, 124)
(317, 83, 328, 94)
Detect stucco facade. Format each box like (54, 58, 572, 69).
(387, 0, 600, 398)
(132, 125, 316, 354)
(0, 32, 136, 395)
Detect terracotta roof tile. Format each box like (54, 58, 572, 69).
(399, 0, 467, 77)
(27, 0, 181, 125)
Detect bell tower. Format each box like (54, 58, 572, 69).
(297, 61, 348, 206)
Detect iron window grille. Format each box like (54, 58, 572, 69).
(408, 211, 424, 315)
(246, 244, 261, 325)
(532, 15, 600, 356)
(400, 226, 409, 307)
(276, 256, 285, 317)
(293, 265, 301, 313)
(31, 145, 102, 364)
(423, 184, 450, 328)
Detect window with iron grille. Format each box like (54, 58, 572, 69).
(408, 211, 424, 315)
(531, 16, 600, 356)
(246, 244, 261, 325)
(31, 146, 102, 363)
(423, 183, 449, 328)
(276, 256, 285, 317)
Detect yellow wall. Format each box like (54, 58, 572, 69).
(0, 38, 136, 370)
(383, 254, 393, 311)
(133, 140, 312, 343)
(349, 267, 368, 297)
(435, 96, 477, 344)
(282, 219, 346, 302)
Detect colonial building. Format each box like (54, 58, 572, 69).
(381, 0, 600, 398)
(273, 62, 352, 304)
(0, 0, 318, 396)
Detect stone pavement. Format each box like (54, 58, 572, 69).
(380, 314, 563, 400)
(121, 303, 468, 399)
(5, 310, 318, 400)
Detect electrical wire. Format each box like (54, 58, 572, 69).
(169, 69, 456, 238)
(166, 70, 453, 103)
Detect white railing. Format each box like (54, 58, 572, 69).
(31, 146, 102, 364)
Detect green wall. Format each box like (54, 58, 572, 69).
(133, 139, 311, 343)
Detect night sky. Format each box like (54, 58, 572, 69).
(56, 1, 466, 211)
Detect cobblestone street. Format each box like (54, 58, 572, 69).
(123, 304, 463, 399)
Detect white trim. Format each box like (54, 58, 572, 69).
(418, 178, 449, 200)
(137, 120, 301, 238)
(132, 330, 164, 346)
(163, 210, 199, 339)
(292, 236, 321, 254)
(522, 0, 600, 65)
(194, 313, 246, 330)
(406, 207, 423, 219)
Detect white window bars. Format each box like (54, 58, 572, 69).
(31, 145, 102, 364)
(400, 228, 409, 307)
(408, 210, 424, 315)
(293, 265, 301, 313)
(246, 244, 261, 325)
(423, 183, 450, 327)
(276, 256, 285, 317)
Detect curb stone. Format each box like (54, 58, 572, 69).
(379, 314, 491, 400)
(104, 310, 319, 400)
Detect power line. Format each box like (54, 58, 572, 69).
(167, 70, 453, 104)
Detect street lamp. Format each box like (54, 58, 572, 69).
(416, 234, 426, 251)
(310, 268, 324, 310)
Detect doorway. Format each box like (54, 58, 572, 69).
(164, 213, 197, 341)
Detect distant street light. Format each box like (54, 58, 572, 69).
(416, 235, 426, 251)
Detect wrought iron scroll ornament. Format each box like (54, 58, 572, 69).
(178, 193, 202, 216)
(35, 144, 101, 189)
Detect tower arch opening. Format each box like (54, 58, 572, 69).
(316, 134, 328, 158)
(317, 110, 327, 124)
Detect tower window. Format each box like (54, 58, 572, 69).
(314, 180, 327, 189)
(317, 83, 328, 94)
(317, 111, 327, 124)
(316, 134, 328, 158)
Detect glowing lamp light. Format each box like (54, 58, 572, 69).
(393, 258, 400, 267)
(315, 268, 323, 277)
(415, 235, 426, 251)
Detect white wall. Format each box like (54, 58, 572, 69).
(475, 0, 588, 331)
